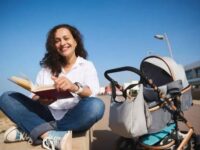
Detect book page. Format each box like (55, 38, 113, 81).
(32, 84, 55, 92)
(9, 76, 33, 91)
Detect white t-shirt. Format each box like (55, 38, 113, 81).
(35, 56, 100, 120)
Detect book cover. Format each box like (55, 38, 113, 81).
(9, 76, 74, 99)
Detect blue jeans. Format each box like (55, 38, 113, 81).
(0, 91, 105, 145)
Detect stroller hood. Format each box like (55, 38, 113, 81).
(140, 56, 189, 88)
(140, 55, 192, 111)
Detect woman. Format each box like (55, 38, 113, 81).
(0, 24, 105, 150)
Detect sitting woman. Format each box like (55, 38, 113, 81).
(0, 24, 105, 150)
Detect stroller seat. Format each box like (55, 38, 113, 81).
(140, 123, 176, 146)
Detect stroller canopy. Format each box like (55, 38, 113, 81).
(140, 55, 192, 111)
(140, 56, 189, 88)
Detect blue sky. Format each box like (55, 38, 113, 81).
(0, 0, 200, 95)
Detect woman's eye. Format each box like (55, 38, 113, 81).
(55, 39, 60, 43)
(64, 37, 69, 41)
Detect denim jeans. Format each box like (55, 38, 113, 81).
(0, 91, 105, 145)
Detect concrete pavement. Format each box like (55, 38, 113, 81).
(0, 96, 199, 150)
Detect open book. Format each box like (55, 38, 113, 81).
(9, 76, 74, 99)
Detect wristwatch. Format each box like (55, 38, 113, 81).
(74, 82, 83, 94)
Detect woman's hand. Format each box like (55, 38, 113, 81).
(51, 76, 78, 93)
(32, 95, 56, 105)
(32, 95, 40, 101)
(52, 76, 92, 97)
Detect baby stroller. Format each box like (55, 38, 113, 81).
(104, 55, 199, 150)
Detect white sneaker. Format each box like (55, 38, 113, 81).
(42, 130, 72, 150)
(4, 126, 31, 143)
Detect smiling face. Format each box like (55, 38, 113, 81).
(54, 28, 77, 58)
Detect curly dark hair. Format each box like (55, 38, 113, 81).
(40, 24, 88, 76)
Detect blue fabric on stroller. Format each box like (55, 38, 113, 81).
(140, 123, 176, 145)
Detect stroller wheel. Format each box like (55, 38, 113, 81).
(115, 137, 138, 150)
(193, 134, 200, 150)
(176, 131, 195, 150)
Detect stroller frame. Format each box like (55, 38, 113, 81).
(104, 56, 196, 150)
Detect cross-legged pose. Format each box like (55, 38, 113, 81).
(0, 24, 105, 150)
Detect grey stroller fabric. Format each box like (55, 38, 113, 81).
(109, 85, 152, 138)
(141, 56, 192, 133)
(141, 56, 192, 111)
(143, 86, 172, 133)
(107, 55, 192, 138)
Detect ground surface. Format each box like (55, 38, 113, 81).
(0, 96, 199, 150)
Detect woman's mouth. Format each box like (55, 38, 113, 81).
(61, 45, 70, 51)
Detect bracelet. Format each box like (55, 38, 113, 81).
(74, 82, 83, 94)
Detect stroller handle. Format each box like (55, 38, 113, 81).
(104, 66, 149, 85)
(104, 66, 155, 100)
(104, 66, 163, 99)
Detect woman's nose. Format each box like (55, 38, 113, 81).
(60, 39, 66, 45)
